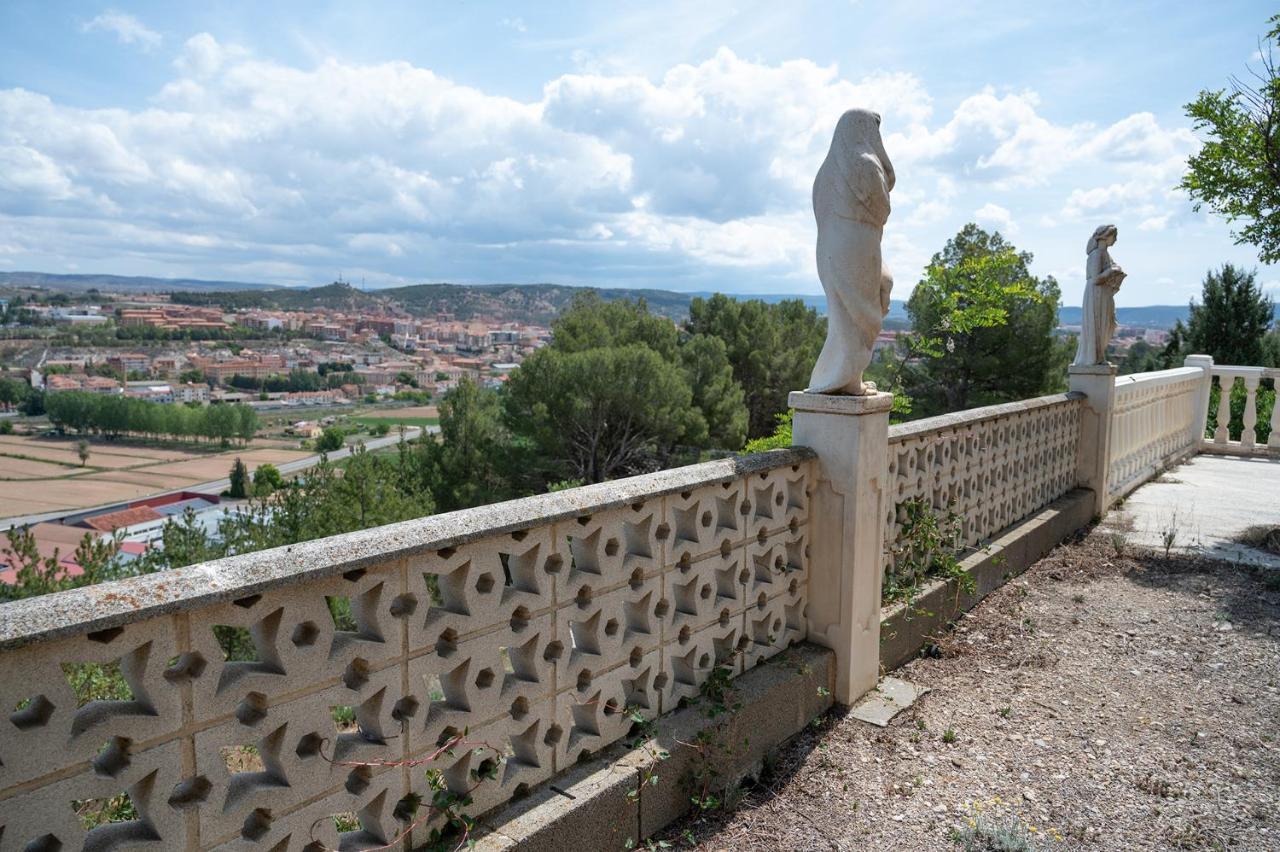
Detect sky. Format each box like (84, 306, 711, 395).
(0, 1, 1275, 306)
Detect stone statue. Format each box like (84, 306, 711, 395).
(1073, 224, 1127, 366)
(807, 108, 896, 395)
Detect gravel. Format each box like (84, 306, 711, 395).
(658, 529, 1280, 851)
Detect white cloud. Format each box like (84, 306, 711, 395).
(500, 17, 528, 33)
(974, 202, 1018, 235)
(81, 10, 161, 50)
(0, 38, 1223, 292)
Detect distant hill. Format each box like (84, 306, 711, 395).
(1, 270, 1201, 329)
(171, 281, 707, 323)
(1057, 305, 1189, 329)
(0, 271, 285, 293)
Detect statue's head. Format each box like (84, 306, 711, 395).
(1087, 224, 1117, 252)
(830, 108, 895, 192)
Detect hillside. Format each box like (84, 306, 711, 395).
(0, 271, 283, 293)
(174, 282, 722, 323)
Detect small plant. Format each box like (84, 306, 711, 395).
(942, 727, 958, 744)
(885, 499, 972, 605)
(997, 706, 1011, 718)
(1161, 507, 1179, 557)
(952, 799, 1061, 850)
(1071, 593, 1086, 604)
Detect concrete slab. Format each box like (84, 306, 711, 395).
(848, 676, 929, 727)
(1104, 454, 1280, 569)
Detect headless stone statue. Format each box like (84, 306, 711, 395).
(1073, 224, 1126, 366)
(807, 109, 896, 395)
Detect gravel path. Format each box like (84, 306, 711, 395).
(659, 530, 1280, 851)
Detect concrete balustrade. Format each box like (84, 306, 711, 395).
(1202, 364, 1280, 456)
(1106, 366, 1205, 502)
(0, 449, 814, 851)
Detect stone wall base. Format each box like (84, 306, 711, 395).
(879, 487, 1095, 672)
(472, 645, 835, 851)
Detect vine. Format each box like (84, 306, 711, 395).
(308, 730, 504, 852)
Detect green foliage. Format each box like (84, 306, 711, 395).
(743, 411, 792, 454)
(506, 344, 704, 483)
(314, 426, 345, 453)
(44, 392, 257, 445)
(685, 294, 824, 438)
(407, 378, 518, 511)
(0, 418, 12, 434)
(227, 457, 250, 499)
(1185, 264, 1275, 365)
(679, 333, 748, 449)
(76, 438, 90, 466)
(884, 499, 973, 605)
(135, 447, 435, 577)
(252, 462, 283, 495)
(898, 224, 1069, 417)
(0, 525, 122, 602)
(0, 375, 30, 409)
(1181, 16, 1280, 263)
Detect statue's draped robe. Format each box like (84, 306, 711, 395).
(1074, 245, 1117, 366)
(807, 114, 894, 395)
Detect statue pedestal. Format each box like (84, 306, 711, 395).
(788, 390, 893, 704)
(1068, 364, 1117, 516)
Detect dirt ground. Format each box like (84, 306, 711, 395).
(661, 530, 1280, 851)
(0, 435, 309, 518)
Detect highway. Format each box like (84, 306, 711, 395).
(0, 426, 435, 531)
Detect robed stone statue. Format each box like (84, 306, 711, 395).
(1073, 224, 1126, 366)
(807, 109, 895, 395)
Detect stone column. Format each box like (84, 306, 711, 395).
(1068, 363, 1117, 517)
(1183, 355, 1214, 452)
(789, 389, 893, 705)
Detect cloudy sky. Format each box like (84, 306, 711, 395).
(0, 1, 1275, 305)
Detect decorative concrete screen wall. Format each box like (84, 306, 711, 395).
(883, 394, 1084, 583)
(0, 449, 812, 851)
(1107, 366, 1206, 500)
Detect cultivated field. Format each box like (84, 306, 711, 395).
(0, 435, 309, 520)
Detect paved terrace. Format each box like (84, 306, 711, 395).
(1104, 454, 1280, 569)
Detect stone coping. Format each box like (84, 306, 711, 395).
(0, 447, 815, 651)
(886, 392, 1083, 444)
(1114, 366, 1203, 388)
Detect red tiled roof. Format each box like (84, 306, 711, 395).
(82, 505, 164, 532)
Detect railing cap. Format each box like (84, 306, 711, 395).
(887, 392, 1082, 443)
(0, 447, 815, 651)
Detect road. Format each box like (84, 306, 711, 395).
(0, 426, 434, 531)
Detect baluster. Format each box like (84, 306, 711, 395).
(1268, 374, 1280, 449)
(1241, 375, 1259, 449)
(1213, 375, 1232, 444)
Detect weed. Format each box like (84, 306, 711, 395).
(952, 799, 1060, 850)
(1071, 593, 1086, 604)
(997, 706, 1011, 718)
(942, 727, 957, 744)
(885, 499, 973, 605)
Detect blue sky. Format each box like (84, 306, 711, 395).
(0, 1, 1275, 305)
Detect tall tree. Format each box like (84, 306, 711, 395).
(1186, 264, 1275, 365)
(1181, 15, 1280, 262)
(679, 334, 748, 450)
(228, 457, 249, 499)
(411, 378, 518, 512)
(684, 294, 824, 438)
(900, 224, 1069, 416)
(505, 345, 704, 484)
